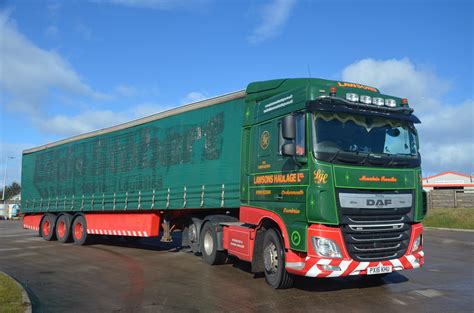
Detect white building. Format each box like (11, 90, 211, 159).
(422, 171, 474, 191)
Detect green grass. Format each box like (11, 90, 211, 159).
(424, 208, 474, 230)
(0, 273, 26, 313)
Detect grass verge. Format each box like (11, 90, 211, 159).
(0, 272, 26, 313)
(424, 208, 474, 230)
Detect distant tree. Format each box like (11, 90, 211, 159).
(0, 182, 21, 201)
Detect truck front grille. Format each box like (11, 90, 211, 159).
(337, 189, 414, 262)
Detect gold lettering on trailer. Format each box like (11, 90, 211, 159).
(256, 189, 271, 195)
(283, 208, 301, 214)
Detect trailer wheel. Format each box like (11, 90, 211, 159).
(263, 229, 293, 289)
(40, 214, 57, 241)
(72, 215, 90, 245)
(56, 214, 73, 243)
(200, 222, 227, 265)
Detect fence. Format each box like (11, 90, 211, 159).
(427, 189, 474, 209)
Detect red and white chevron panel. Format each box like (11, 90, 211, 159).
(285, 222, 424, 277)
(23, 214, 43, 232)
(302, 251, 424, 277)
(85, 213, 160, 237)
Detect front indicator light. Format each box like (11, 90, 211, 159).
(312, 237, 342, 258)
(373, 97, 384, 106)
(346, 93, 359, 102)
(412, 234, 423, 252)
(385, 98, 397, 107)
(360, 95, 372, 104)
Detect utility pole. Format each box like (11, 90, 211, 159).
(2, 156, 15, 202)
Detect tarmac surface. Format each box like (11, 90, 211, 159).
(0, 220, 472, 313)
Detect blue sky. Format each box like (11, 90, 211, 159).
(1, 0, 473, 185)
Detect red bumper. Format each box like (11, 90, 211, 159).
(285, 223, 424, 277)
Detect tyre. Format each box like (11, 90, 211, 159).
(263, 229, 294, 289)
(40, 214, 57, 241)
(72, 215, 90, 245)
(200, 222, 227, 265)
(56, 214, 73, 243)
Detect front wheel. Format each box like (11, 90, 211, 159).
(263, 229, 293, 289)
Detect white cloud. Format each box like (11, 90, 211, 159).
(0, 12, 108, 116)
(248, 0, 296, 44)
(341, 58, 474, 176)
(181, 91, 207, 104)
(115, 84, 138, 97)
(103, 0, 205, 10)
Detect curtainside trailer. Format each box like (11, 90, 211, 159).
(22, 78, 426, 288)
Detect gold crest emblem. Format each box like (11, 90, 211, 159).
(260, 131, 270, 150)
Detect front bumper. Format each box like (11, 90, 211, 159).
(285, 223, 424, 277)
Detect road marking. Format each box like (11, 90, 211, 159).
(413, 289, 443, 298)
(391, 298, 407, 305)
(0, 247, 21, 252)
(0, 252, 38, 259)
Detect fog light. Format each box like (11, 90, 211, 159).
(412, 234, 423, 252)
(321, 264, 341, 271)
(346, 93, 359, 102)
(312, 237, 342, 258)
(360, 95, 372, 104)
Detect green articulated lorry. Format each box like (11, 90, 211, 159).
(22, 78, 425, 288)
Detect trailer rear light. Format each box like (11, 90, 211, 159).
(360, 95, 372, 104)
(346, 93, 359, 102)
(312, 237, 342, 258)
(373, 97, 384, 106)
(385, 98, 396, 107)
(330, 86, 337, 96)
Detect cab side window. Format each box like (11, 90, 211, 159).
(279, 113, 305, 156)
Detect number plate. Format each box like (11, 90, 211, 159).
(367, 265, 392, 275)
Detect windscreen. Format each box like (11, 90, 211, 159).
(313, 112, 419, 166)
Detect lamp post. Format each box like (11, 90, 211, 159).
(2, 156, 15, 202)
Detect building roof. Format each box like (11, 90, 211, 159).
(422, 171, 474, 187)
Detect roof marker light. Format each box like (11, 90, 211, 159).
(330, 86, 337, 96)
(373, 97, 384, 106)
(385, 98, 397, 107)
(360, 95, 372, 104)
(401, 98, 409, 106)
(346, 93, 359, 102)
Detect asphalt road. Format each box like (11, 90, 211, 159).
(0, 220, 473, 313)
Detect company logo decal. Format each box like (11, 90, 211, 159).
(359, 175, 398, 183)
(313, 169, 329, 184)
(253, 173, 305, 185)
(367, 199, 392, 206)
(337, 82, 378, 93)
(291, 230, 301, 245)
(260, 131, 270, 150)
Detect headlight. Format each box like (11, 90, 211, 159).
(411, 234, 423, 252)
(360, 95, 372, 104)
(385, 98, 396, 107)
(346, 93, 359, 102)
(312, 237, 342, 258)
(373, 97, 384, 106)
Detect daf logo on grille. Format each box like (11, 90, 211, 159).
(367, 199, 392, 206)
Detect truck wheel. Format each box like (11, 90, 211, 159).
(40, 214, 57, 241)
(72, 215, 90, 245)
(200, 222, 227, 265)
(56, 214, 73, 243)
(263, 229, 293, 289)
